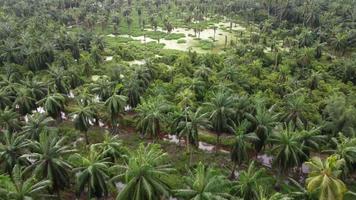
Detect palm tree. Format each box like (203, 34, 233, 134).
(245, 105, 279, 155)
(123, 77, 145, 108)
(172, 108, 210, 164)
(92, 133, 127, 163)
(113, 143, 174, 200)
(13, 87, 36, 115)
(89, 77, 115, 101)
(324, 133, 356, 175)
(0, 106, 21, 132)
(269, 124, 307, 179)
(70, 103, 94, 145)
(174, 162, 232, 200)
(0, 131, 30, 174)
(229, 120, 259, 179)
(0, 89, 12, 110)
(135, 97, 170, 139)
(70, 149, 111, 199)
(305, 155, 348, 200)
(0, 165, 51, 200)
(37, 92, 65, 120)
(47, 66, 70, 94)
(23, 131, 74, 197)
(281, 93, 310, 129)
(104, 93, 127, 133)
(204, 92, 235, 151)
(233, 162, 271, 200)
(22, 113, 53, 140)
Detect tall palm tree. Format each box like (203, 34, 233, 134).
(0, 131, 30, 174)
(305, 155, 347, 200)
(70, 103, 94, 144)
(233, 162, 271, 200)
(229, 120, 259, 179)
(22, 113, 54, 140)
(204, 91, 235, 151)
(0, 106, 21, 132)
(37, 92, 65, 120)
(245, 105, 279, 154)
(113, 143, 174, 200)
(0, 165, 51, 200)
(135, 97, 170, 139)
(104, 93, 127, 133)
(70, 149, 111, 199)
(92, 133, 127, 163)
(23, 132, 74, 197)
(174, 162, 232, 200)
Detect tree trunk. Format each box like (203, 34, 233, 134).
(84, 131, 89, 145)
(229, 162, 238, 180)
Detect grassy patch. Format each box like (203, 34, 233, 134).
(196, 39, 215, 50)
(177, 39, 187, 44)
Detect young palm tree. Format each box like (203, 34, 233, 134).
(172, 108, 210, 164)
(89, 77, 115, 101)
(70, 149, 111, 199)
(37, 92, 65, 120)
(324, 133, 356, 175)
(13, 87, 36, 115)
(123, 77, 145, 108)
(245, 105, 279, 155)
(113, 143, 174, 200)
(204, 91, 235, 151)
(70, 103, 94, 144)
(281, 93, 310, 129)
(92, 133, 127, 163)
(135, 97, 170, 139)
(104, 93, 127, 133)
(305, 155, 347, 200)
(22, 113, 54, 140)
(0, 131, 30, 174)
(233, 162, 271, 200)
(0, 165, 51, 200)
(0, 106, 21, 132)
(269, 124, 307, 179)
(0, 89, 12, 109)
(23, 131, 74, 197)
(174, 162, 232, 200)
(229, 120, 259, 179)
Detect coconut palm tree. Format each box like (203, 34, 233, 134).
(0, 131, 30, 174)
(204, 91, 235, 151)
(47, 66, 70, 94)
(305, 155, 348, 200)
(89, 77, 115, 101)
(233, 162, 271, 200)
(92, 133, 127, 163)
(0, 165, 51, 200)
(104, 93, 127, 133)
(70, 103, 94, 145)
(0, 106, 21, 132)
(23, 131, 74, 197)
(229, 120, 259, 179)
(280, 93, 311, 129)
(37, 92, 65, 120)
(135, 97, 170, 139)
(70, 149, 111, 199)
(174, 162, 232, 200)
(113, 143, 174, 200)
